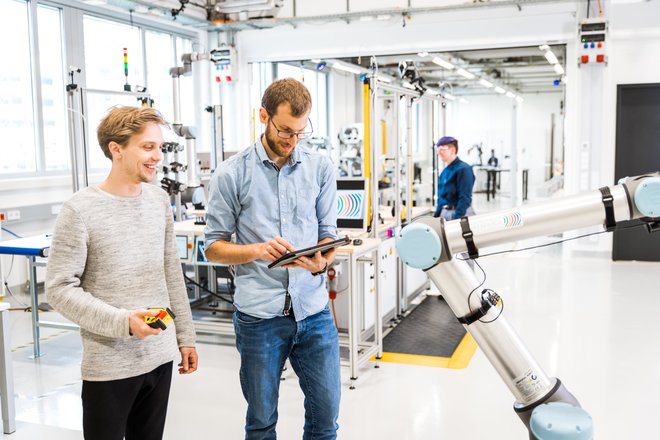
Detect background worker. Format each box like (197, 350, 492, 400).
(46, 106, 198, 440)
(204, 78, 341, 440)
(434, 136, 476, 220)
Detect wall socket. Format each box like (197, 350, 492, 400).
(7, 210, 20, 221)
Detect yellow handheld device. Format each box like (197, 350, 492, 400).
(144, 307, 176, 330)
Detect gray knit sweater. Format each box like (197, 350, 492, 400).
(45, 184, 196, 381)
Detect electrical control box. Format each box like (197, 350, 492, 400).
(578, 18, 608, 66)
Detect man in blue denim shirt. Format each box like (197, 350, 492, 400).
(204, 78, 340, 440)
(434, 136, 476, 220)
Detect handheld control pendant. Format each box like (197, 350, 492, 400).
(144, 308, 176, 330)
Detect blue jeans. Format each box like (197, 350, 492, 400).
(233, 306, 340, 440)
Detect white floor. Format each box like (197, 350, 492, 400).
(3, 194, 660, 439)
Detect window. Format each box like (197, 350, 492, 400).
(0, 5, 196, 177)
(39, 5, 68, 171)
(145, 30, 175, 123)
(0, 0, 36, 174)
(83, 16, 144, 92)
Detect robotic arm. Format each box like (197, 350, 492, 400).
(396, 172, 660, 439)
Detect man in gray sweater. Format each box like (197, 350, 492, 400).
(46, 106, 198, 440)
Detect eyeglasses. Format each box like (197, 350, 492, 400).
(268, 117, 314, 140)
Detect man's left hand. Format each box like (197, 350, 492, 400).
(284, 251, 325, 273)
(178, 346, 198, 374)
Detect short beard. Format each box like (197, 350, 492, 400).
(264, 124, 295, 160)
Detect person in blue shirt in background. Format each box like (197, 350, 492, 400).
(434, 136, 476, 220)
(204, 78, 340, 440)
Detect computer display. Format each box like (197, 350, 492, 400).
(195, 237, 210, 265)
(176, 235, 189, 260)
(337, 178, 367, 231)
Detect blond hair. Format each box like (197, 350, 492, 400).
(97, 106, 167, 160)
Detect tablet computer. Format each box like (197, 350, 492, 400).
(267, 236, 351, 269)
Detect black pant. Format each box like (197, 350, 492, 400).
(82, 361, 173, 440)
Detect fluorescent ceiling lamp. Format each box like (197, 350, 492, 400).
(506, 91, 516, 98)
(539, 44, 550, 51)
(417, 51, 429, 57)
(359, 16, 374, 21)
(494, 86, 506, 94)
(310, 59, 321, 63)
(332, 62, 363, 75)
(478, 78, 494, 88)
(544, 50, 559, 65)
(432, 57, 455, 70)
(456, 68, 476, 80)
(376, 14, 392, 20)
(515, 96, 524, 103)
(444, 93, 456, 101)
(554, 64, 565, 75)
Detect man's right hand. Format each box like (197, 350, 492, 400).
(128, 309, 162, 339)
(254, 236, 296, 262)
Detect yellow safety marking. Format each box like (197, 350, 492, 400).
(371, 332, 478, 369)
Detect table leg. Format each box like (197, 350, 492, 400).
(374, 248, 382, 365)
(348, 254, 358, 389)
(29, 257, 43, 358)
(0, 309, 15, 434)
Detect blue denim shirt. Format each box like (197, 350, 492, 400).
(434, 157, 475, 219)
(204, 139, 337, 321)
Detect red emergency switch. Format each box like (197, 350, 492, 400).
(581, 55, 589, 64)
(596, 54, 604, 63)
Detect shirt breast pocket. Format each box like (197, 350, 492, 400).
(296, 188, 317, 219)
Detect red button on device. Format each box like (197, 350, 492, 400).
(581, 55, 589, 64)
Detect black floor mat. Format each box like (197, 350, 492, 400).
(383, 296, 466, 358)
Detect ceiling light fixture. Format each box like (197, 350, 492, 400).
(516, 96, 524, 103)
(332, 62, 364, 75)
(432, 57, 455, 70)
(506, 91, 516, 98)
(554, 64, 565, 75)
(494, 86, 506, 94)
(478, 78, 494, 88)
(456, 68, 475, 80)
(544, 50, 559, 65)
(417, 52, 429, 58)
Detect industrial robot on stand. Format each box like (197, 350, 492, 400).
(396, 172, 660, 439)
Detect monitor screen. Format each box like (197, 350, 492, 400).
(195, 237, 209, 265)
(176, 235, 189, 260)
(337, 178, 367, 231)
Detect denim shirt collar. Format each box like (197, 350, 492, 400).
(256, 136, 302, 169)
